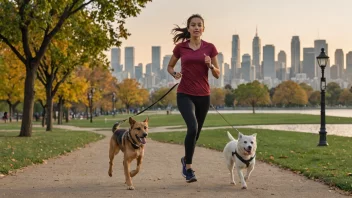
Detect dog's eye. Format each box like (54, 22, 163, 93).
(244, 141, 247, 144)
(136, 127, 141, 130)
(144, 126, 147, 130)
(251, 141, 253, 144)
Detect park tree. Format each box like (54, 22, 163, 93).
(117, 79, 149, 110)
(36, 10, 111, 131)
(234, 80, 270, 113)
(338, 88, 352, 106)
(210, 87, 226, 107)
(150, 87, 177, 109)
(309, 91, 321, 106)
(0, 0, 152, 137)
(55, 72, 90, 124)
(0, 46, 24, 122)
(326, 82, 342, 106)
(224, 84, 235, 107)
(299, 82, 314, 99)
(272, 81, 308, 106)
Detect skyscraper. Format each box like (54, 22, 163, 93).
(263, 45, 275, 79)
(135, 63, 143, 80)
(302, 48, 316, 79)
(241, 54, 251, 81)
(252, 28, 261, 79)
(111, 47, 122, 73)
(335, 49, 344, 79)
(162, 55, 172, 82)
(346, 51, 352, 80)
(145, 63, 152, 76)
(231, 35, 240, 79)
(291, 36, 301, 75)
(314, 40, 329, 79)
(124, 47, 135, 78)
(277, 50, 287, 80)
(152, 46, 161, 75)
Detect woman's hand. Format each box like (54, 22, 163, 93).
(204, 53, 212, 68)
(173, 72, 182, 80)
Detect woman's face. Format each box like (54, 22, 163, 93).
(187, 17, 204, 38)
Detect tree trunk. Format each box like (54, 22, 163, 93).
(58, 97, 63, 125)
(19, 67, 37, 137)
(42, 107, 46, 127)
(86, 106, 89, 120)
(46, 89, 53, 131)
(7, 101, 13, 122)
(252, 103, 256, 114)
(65, 106, 69, 123)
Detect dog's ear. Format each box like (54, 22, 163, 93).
(238, 132, 243, 139)
(143, 116, 149, 123)
(252, 133, 257, 138)
(129, 117, 136, 127)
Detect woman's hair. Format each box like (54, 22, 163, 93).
(172, 14, 204, 44)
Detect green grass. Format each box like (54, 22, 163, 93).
(0, 129, 104, 174)
(148, 129, 352, 192)
(63, 113, 352, 128)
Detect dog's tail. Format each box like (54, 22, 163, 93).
(112, 122, 121, 133)
(227, 131, 236, 141)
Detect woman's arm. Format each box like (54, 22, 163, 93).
(167, 55, 182, 80)
(209, 55, 220, 79)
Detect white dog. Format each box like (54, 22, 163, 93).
(223, 131, 257, 189)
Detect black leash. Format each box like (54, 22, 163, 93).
(116, 83, 179, 124)
(210, 104, 241, 133)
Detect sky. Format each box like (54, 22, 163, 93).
(106, 0, 352, 69)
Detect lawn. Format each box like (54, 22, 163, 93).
(148, 128, 352, 192)
(0, 129, 104, 174)
(62, 113, 352, 128)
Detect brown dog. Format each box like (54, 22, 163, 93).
(108, 117, 149, 190)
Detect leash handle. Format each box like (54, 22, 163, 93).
(116, 83, 179, 124)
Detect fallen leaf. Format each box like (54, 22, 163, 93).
(269, 155, 274, 160)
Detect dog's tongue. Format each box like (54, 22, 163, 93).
(140, 137, 146, 144)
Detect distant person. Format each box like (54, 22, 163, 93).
(2, 112, 8, 123)
(167, 14, 220, 183)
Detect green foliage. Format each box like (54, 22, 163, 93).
(326, 82, 342, 106)
(234, 80, 270, 112)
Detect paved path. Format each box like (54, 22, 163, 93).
(0, 125, 350, 198)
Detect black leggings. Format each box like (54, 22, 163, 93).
(177, 93, 210, 164)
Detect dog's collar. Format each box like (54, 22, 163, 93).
(127, 130, 141, 149)
(232, 150, 255, 167)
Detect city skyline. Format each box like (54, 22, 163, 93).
(105, 0, 352, 68)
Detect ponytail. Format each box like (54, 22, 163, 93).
(172, 25, 190, 44)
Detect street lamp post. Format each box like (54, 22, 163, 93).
(88, 88, 95, 123)
(316, 48, 329, 146)
(112, 92, 116, 117)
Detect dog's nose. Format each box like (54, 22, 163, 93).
(248, 146, 252, 150)
(142, 132, 148, 137)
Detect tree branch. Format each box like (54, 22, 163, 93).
(0, 34, 26, 64)
(19, 0, 33, 63)
(69, 0, 95, 16)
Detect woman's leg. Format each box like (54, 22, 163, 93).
(177, 93, 197, 165)
(194, 95, 210, 141)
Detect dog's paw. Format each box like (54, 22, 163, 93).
(230, 181, 236, 185)
(241, 185, 247, 189)
(108, 171, 112, 177)
(127, 186, 135, 190)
